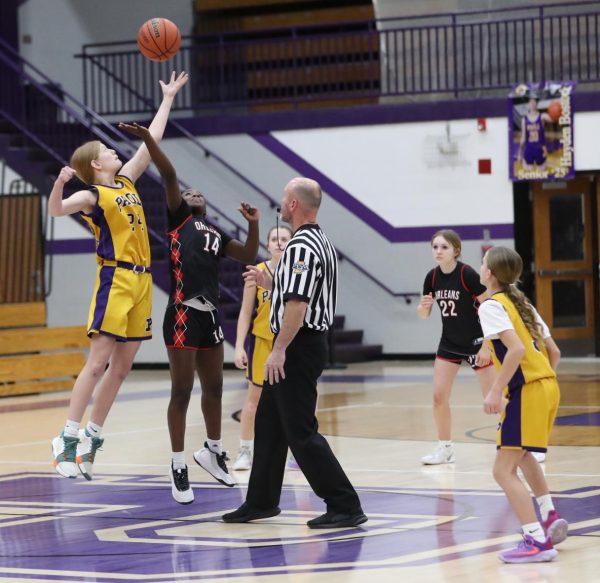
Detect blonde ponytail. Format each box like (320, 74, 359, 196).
(502, 283, 544, 345)
(486, 246, 544, 345)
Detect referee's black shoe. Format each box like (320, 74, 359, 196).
(222, 502, 281, 523)
(307, 510, 368, 529)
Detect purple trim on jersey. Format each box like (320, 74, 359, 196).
(89, 266, 115, 335)
(491, 338, 526, 391)
(246, 333, 257, 382)
(254, 133, 514, 242)
(93, 206, 116, 261)
(94, 329, 126, 342)
(499, 383, 523, 449)
(45, 238, 96, 254)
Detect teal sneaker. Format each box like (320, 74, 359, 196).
(76, 429, 104, 481)
(51, 433, 79, 478)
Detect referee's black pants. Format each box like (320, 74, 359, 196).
(246, 328, 363, 514)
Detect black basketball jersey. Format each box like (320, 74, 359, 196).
(422, 261, 486, 355)
(166, 200, 232, 307)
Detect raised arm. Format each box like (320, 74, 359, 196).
(48, 166, 96, 217)
(120, 71, 189, 184)
(224, 203, 260, 264)
(119, 122, 181, 213)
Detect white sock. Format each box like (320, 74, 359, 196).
(522, 521, 546, 543)
(536, 494, 555, 522)
(439, 440, 453, 448)
(240, 439, 253, 450)
(207, 439, 222, 455)
(85, 421, 102, 439)
(63, 420, 80, 438)
(171, 451, 186, 470)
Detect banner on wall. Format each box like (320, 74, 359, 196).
(508, 81, 575, 182)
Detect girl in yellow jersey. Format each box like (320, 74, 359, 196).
(47, 71, 189, 481)
(479, 246, 567, 563)
(232, 225, 292, 470)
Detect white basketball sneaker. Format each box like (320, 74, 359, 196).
(232, 446, 253, 471)
(51, 433, 79, 478)
(193, 442, 235, 486)
(421, 444, 455, 465)
(169, 464, 194, 504)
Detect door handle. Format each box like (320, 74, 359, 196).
(537, 268, 593, 277)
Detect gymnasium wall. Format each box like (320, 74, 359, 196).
(15, 0, 600, 362)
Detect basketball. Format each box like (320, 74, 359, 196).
(547, 99, 562, 123)
(137, 18, 181, 62)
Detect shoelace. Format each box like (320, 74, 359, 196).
(217, 452, 231, 474)
(173, 467, 190, 490)
(62, 437, 79, 461)
(87, 438, 104, 462)
(517, 535, 535, 551)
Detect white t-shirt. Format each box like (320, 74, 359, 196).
(479, 299, 550, 340)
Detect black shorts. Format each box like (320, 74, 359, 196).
(163, 304, 224, 349)
(436, 346, 490, 371)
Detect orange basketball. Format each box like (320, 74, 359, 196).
(137, 18, 181, 62)
(547, 100, 562, 123)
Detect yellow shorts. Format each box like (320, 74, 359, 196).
(246, 334, 273, 386)
(87, 265, 153, 341)
(497, 377, 560, 453)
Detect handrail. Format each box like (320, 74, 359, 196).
(82, 53, 279, 213)
(0, 36, 255, 248)
(337, 252, 420, 304)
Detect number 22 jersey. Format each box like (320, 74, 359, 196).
(422, 261, 487, 355)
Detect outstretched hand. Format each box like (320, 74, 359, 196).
(159, 71, 189, 99)
(118, 122, 151, 139)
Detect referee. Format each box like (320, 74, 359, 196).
(223, 177, 367, 529)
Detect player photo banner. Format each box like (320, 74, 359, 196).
(509, 81, 575, 182)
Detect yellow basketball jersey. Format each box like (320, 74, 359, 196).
(82, 175, 151, 267)
(488, 293, 556, 391)
(251, 262, 274, 340)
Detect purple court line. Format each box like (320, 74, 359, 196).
(253, 133, 514, 243)
(554, 411, 600, 426)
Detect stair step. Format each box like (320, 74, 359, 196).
(332, 329, 363, 344)
(0, 302, 46, 328)
(0, 326, 88, 355)
(332, 315, 345, 329)
(0, 351, 86, 384)
(0, 379, 74, 397)
(332, 343, 383, 363)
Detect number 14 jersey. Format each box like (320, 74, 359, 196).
(422, 261, 487, 355)
(167, 200, 232, 307)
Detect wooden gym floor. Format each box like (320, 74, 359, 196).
(0, 358, 598, 582)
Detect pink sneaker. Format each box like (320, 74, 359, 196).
(499, 535, 557, 563)
(542, 510, 568, 545)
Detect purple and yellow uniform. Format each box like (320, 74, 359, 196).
(81, 175, 152, 341)
(246, 262, 274, 386)
(523, 114, 546, 166)
(479, 292, 559, 453)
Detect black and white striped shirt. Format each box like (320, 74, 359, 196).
(270, 223, 337, 333)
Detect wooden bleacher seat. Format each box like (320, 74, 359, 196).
(0, 302, 88, 397)
(193, 0, 378, 111)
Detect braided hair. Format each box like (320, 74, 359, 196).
(486, 246, 544, 345)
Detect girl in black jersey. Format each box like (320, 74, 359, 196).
(121, 123, 259, 504)
(417, 229, 494, 465)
